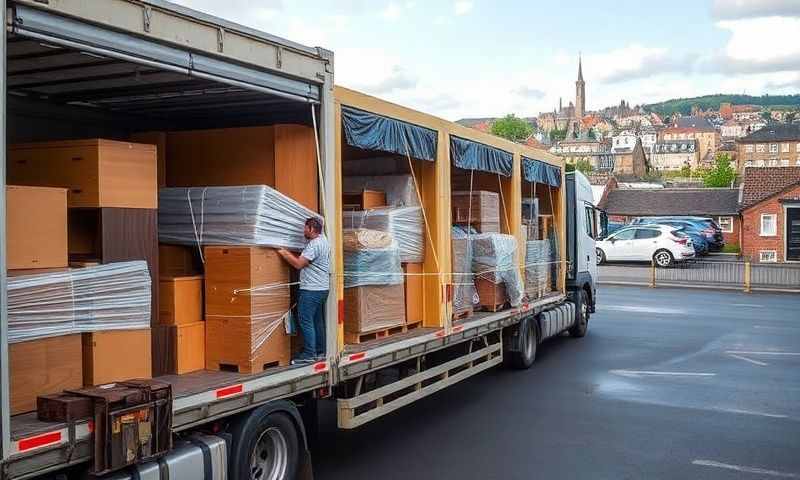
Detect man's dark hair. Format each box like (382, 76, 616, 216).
(305, 217, 323, 234)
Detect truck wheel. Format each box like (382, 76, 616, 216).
(229, 410, 300, 480)
(509, 319, 537, 370)
(569, 290, 589, 338)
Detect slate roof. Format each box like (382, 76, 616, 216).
(740, 167, 800, 209)
(601, 188, 740, 216)
(737, 124, 800, 143)
(669, 116, 716, 132)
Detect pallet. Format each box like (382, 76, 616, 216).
(405, 320, 422, 331)
(478, 301, 509, 313)
(206, 359, 284, 375)
(452, 308, 474, 321)
(344, 323, 409, 345)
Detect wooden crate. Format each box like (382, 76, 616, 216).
(159, 275, 203, 325)
(8, 139, 157, 208)
(452, 190, 500, 233)
(159, 244, 202, 277)
(129, 131, 167, 188)
(204, 246, 291, 373)
(342, 190, 387, 211)
(402, 263, 424, 326)
(475, 278, 508, 312)
(82, 329, 152, 386)
(274, 124, 319, 212)
(154, 322, 205, 375)
(344, 284, 405, 338)
(6, 186, 68, 270)
(10, 335, 83, 415)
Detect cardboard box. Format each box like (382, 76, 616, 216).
(204, 246, 291, 373)
(8, 139, 157, 208)
(451, 237, 474, 317)
(82, 329, 152, 386)
(475, 278, 508, 311)
(452, 190, 500, 233)
(155, 322, 205, 374)
(159, 275, 203, 325)
(343, 190, 387, 211)
(6, 185, 68, 270)
(10, 334, 83, 415)
(402, 263, 424, 325)
(159, 244, 202, 276)
(344, 284, 405, 335)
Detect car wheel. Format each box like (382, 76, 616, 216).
(653, 249, 674, 268)
(569, 290, 589, 338)
(596, 248, 606, 265)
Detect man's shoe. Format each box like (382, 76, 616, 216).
(291, 357, 314, 366)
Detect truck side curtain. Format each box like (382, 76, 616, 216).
(450, 136, 513, 176)
(341, 106, 437, 162)
(522, 157, 561, 187)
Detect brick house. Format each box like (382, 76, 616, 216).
(599, 187, 741, 245)
(739, 167, 800, 262)
(736, 124, 800, 175)
(661, 116, 720, 167)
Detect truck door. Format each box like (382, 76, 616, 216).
(582, 203, 598, 282)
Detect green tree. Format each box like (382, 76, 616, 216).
(785, 111, 797, 123)
(574, 159, 593, 174)
(587, 129, 597, 140)
(760, 111, 772, 122)
(703, 153, 736, 187)
(490, 114, 533, 143)
(550, 127, 567, 142)
(679, 164, 692, 177)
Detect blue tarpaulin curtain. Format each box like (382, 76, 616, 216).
(522, 156, 561, 187)
(450, 136, 513, 177)
(341, 106, 437, 162)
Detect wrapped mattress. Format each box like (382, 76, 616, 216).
(344, 206, 424, 263)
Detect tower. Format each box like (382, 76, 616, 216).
(575, 54, 585, 120)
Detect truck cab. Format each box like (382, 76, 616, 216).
(566, 171, 600, 313)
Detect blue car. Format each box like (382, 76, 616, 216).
(631, 216, 724, 251)
(639, 221, 709, 255)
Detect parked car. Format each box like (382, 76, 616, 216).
(604, 221, 626, 238)
(640, 220, 710, 255)
(631, 216, 724, 251)
(596, 225, 695, 267)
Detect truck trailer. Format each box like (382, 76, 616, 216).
(0, 2, 599, 479)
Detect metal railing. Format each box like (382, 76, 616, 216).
(649, 260, 800, 292)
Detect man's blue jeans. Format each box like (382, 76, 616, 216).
(297, 289, 328, 360)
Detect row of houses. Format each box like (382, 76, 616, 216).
(596, 167, 800, 263)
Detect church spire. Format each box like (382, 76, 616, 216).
(577, 53, 584, 82)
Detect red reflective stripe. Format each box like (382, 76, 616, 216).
(337, 299, 344, 325)
(435, 330, 446, 337)
(348, 352, 366, 362)
(88, 421, 95, 433)
(313, 361, 327, 372)
(18, 431, 62, 452)
(452, 325, 464, 333)
(216, 384, 244, 398)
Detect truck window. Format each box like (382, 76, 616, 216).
(584, 205, 596, 239)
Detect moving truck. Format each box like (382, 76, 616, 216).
(0, 2, 600, 479)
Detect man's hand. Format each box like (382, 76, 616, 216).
(277, 248, 290, 258)
(277, 248, 309, 270)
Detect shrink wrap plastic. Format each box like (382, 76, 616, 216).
(158, 185, 321, 252)
(470, 233, 524, 307)
(8, 261, 151, 343)
(343, 207, 424, 263)
(343, 229, 403, 288)
(451, 227, 477, 314)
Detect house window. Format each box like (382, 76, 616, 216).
(718, 216, 733, 233)
(745, 145, 754, 153)
(782, 143, 790, 153)
(769, 143, 778, 153)
(760, 214, 777, 236)
(781, 159, 790, 167)
(796, 143, 800, 152)
(759, 250, 777, 263)
(756, 144, 766, 153)
(745, 160, 753, 167)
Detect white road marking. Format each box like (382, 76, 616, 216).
(726, 351, 800, 356)
(731, 303, 764, 308)
(692, 459, 800, 478)
(610, 369, 716, 378)
(604, 305, 686, 315)
(711, 407, 787, 419)
(727, 353, 768, 366)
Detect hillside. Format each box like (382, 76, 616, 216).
(644, 94, 800, 117)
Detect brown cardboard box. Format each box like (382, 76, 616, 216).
(6, 185, 68, 270)
(10, 335, 83, 415)
(342, 190, 387, 211)
(451, 237, 474, 317)
(204, 246, 291, 373)
(402, 263, 424, 325)
(159, 244, 202, 276)
(159, 275, 203, 325)
(155, 322, 205, 374)
(475, 278, 508, 311)
(82, 329, 152, 386)
(343, 284, 405, 335)
(8, 139, 157, 208)
(452, 190, 501, 233)
(130, 131, 167, 188)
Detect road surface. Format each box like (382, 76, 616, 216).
(313, 286, 800, 479)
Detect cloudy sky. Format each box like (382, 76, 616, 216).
(173, 0, 800, 120)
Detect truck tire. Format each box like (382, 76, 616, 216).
(569, 290, 589, 338)
(229, 409, 300, 480)
(509, 318, 537, 369)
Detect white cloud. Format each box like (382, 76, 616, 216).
(382, 3, 402, 20)
(712, 0, 800, 20)
(717, 16, 800, 62)
(454, 1, 473, 16)
(336, 48, 418, 95)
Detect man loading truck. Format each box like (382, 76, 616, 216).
(278, 217, 331, 364)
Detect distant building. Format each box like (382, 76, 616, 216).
(612, 137, 649, 177)
(732, 105, 762, 122)
(660, 116, 720, 167)
(721, 119, 747, 139)
(551, 137, 614, 172)
(739, 167, 800, 262)
(736, 124, 800, 174)
(651, 140, 699, 171)
(720, 102, 733, 120)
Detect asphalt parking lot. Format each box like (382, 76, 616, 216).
(313, 286, 800, 479)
